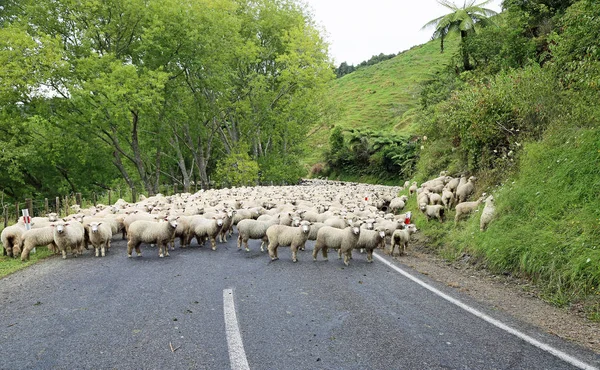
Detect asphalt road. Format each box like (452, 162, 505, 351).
(1, 234, 599, 370)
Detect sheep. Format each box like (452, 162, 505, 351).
(390, 224, 418, 256)
(324, 216, 352, 229)
(353, 227, 387, 263)
(306, 222, 326, 242)
(1, 223, 28, 258)
(454, 195, 486, 224)
(419, 203, 445, 223)
(127, 217, 179, 258)
(189, 215, 224, 250)
(266, 221, 311, 262)
(20, 226, 57, 261)
(441, 188, 455, 209)
(456, 176, 476, 203)
(408, 182, 418, 195)
(236, 215, 281, 252)
(479, 195, 496, 231)
(312, 222, 362, 266)
(52, 221, 86, 259)
(86, 222, 112, 257)
(388, 196, 408, 214)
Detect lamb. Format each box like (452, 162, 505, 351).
(266, 221, 311, 262)
(479, 195, 496, 231)
(189, 215, 224, 250)
(419, 203, 445, 223)
(456, 176, 476, 203)
(454, 195, 486, 224)
(408, 182, 418, 195)
(19, 226, 57, 261)
(312, 222, 362, 266)
(127, 217, 179, 258)
(86, 222, 112, 257)
(236, 215, 281, 252)
(1, 223, 28, 258)
(353, 227, 387, 263)
(52, 221, 86, 259)
(390, 224, 418, 256)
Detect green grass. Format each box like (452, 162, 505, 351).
(400, 121, 600, 318)
(0, 245, 55, 278)
(303, 36, 459, 167)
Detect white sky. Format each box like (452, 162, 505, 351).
(304, 0, 504, 66)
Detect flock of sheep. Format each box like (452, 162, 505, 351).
(1, 174, 495, 266)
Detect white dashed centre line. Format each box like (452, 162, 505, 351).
(223, 288, 250, 370)
(374, 252, 598, 370)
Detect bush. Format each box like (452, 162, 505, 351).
(213, 145, 259, 187)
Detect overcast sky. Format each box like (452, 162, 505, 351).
(303, 0, 504, 66)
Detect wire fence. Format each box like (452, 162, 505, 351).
(1, 180, 294, 228)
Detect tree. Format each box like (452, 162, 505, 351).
(422, 0, 497, 70)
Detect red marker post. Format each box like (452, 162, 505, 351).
(404, 211, 412, 225)
(22, 209, 35, 253)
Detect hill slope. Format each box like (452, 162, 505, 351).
(305, 37, 459, 165)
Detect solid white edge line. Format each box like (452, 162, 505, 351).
(373, 252, 598, 370)
(223, 288, 251, 370)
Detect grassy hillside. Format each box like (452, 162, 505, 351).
(304, 37, 459, 166)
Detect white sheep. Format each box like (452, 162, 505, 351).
(19, 226, 57, 261)
(1, 223, 28, 258)
(390, 224, 418, 256)
(456, 176, 476, 203)
(441, 188, 455, 209)
(313, 222, 362, 266)
(87, 222, 112, 257)
(266, 221, 311, 262)
(454, 195, 486, 224)
(408, 182, 418, 195)
(479, 195, 496, 231)
(419, 203, 445, 222)
(306, 222, 326, 242)
(354, 227, 387, 263)
(127, 217, 179, 258)
(388, 196, 408, 214)
(237, 215, 281, 252)
(52, 221, 86, 259)
(189, 215, 224, 250)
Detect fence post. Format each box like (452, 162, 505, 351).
(64, 196, 69, 216)
(119, 188, 123, 200)
(15, 201, 19, 223)
(55, 197, 60, 216)
(25, 198, 33, 217)
(108, 190, 112, 205)
(92, 192, 97, 206)
(76, 193, 82, 206)
(131, 187, 137, 203)
(173, 183, 177, 196)
(3, 205, 8, 228)
(44, 198, 49, 215)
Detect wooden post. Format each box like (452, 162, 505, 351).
(108, 190, 112, 205)
(173, 183, 177, 196)
(15, 201, 19, 223)
(76, 193, 82, 206)
(131, 187, 137, 203)
(119, 188, 123, 200)
(44, 198, 49, 215)
(64, 196, 69, 216)
(92, 192, 97, 206)
(55, 197, 60, 216)
(3, 206, 8, 228)
(26, 198, 33, 217)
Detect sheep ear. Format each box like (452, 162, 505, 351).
(64, 223, 70, 226)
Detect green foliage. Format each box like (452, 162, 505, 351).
(213, 145, 259, 187)
(419, 65, 562, 177)
(258, 154, 304, 184)
(0, 244, 55, 279)
(335, 52, 398, 78)
(325, 128, 418, 181)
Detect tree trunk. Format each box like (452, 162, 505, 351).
(460, 31, 471, 71)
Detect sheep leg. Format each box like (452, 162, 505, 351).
(101, 244, 106, 257)
(268, 243, 279, 261)
(135, 244, 142, 256)
(243, 239, 250, 252)
(158, 242, 164, 258)
(337, 248, 342, 259)
(95, 247, 100, 257)
(321, 246, 329, 260)
(210, 237, 217, 251)
(237, 235, 242, 250)
(259, 240, 266, 252)
(343, 250, 351, 266)
(366, 249, 374, 263)
(291, 246, 298, 263)
(312, 243, 321, 261)
(61, 248, 67, 259)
